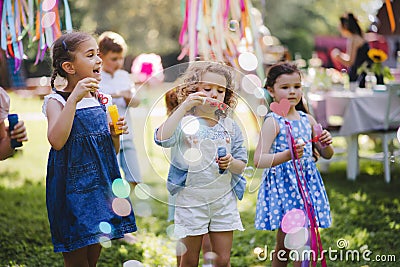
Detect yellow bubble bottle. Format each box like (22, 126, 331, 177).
(108, 104, 123, 134)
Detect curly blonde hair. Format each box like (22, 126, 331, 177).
(176, 62, 237, 115)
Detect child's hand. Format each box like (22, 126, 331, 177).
(294, 141, 305, 159)
(216, 153, 233, 171)
(330, 48, 341, 59)
(7, 120, 28, 142)
(70, 78, 100, 103)
(319, 129, 333, 146)
(110, 116, 129, 136)
(181, 92, 207, 112)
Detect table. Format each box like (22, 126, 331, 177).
(308, 88, 400, 180)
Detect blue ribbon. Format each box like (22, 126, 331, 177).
(63, 0, 72, 31)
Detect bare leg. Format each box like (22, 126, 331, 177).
(201, 233, 213, 266)
(87, 243, 102, 267)
(63, 246, 89, 267)
(272, 228, 290, 267)
(208, 231, 233, 267)
(177, 234, 212, 267)
(179, 235, 203, 267)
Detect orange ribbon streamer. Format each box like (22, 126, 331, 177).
(386, 0, 396, 32)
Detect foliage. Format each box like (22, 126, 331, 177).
(66, 0, 377, 60)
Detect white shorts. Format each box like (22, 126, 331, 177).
(174, 188, 244, 238)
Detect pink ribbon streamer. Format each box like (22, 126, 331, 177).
(178, 0, 189, 46)
(285, 120, 327, 267)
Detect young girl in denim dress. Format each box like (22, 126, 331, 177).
(254, 63, 334, 266)
(155, 62, 247, 267)
(43, 32, 137, 266)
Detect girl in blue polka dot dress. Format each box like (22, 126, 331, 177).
(254, 63, 334, 266)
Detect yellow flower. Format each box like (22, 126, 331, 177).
(357, 48, 394, 81)
(367, 48, 388, 63)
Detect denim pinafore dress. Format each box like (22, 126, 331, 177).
(44, 93, 137, 252)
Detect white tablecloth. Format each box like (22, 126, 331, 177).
(308, 88, 400, 180)
(309, 90, 400, 136)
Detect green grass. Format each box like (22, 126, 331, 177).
(1, 92, 400, 266)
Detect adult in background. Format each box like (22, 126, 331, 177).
(331, 13, 371, 88)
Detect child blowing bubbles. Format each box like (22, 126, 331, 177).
(43, 32, 137, 266)
(155, 62, 248, 267)
(254, 63, 333, 266)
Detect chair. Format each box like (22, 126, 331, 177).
(360, 83, 400, 183)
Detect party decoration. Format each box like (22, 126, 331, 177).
(0, 0, 73, 72)
(177, 0, 265, 81)
(284, 120, 326, 267)
(269, 98, 290, 117)
(385, 0, 395, 33)
(270, 98, 327, 267)
(131, 53, 164, 85)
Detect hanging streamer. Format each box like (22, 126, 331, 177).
(385, 0, 395, 33)
(178, 0, 259, 73)
(285, 121, 327, 267)
(0, 0, 73, 72)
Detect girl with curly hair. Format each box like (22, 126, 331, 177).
(155, 62, 248, 267)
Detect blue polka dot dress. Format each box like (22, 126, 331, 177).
(255, 111, 332, 231)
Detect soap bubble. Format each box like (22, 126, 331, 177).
(228, 20, 239, 31)
(243, 166, 254, 178)
(99, 236, 112, 248)
(134, 183, 151, 200)
(112, 178, 130, 198)
(254, 87, 265, 99)
(238, 52, 258, 72)
(175, 241, 188, 256)
(123, 260, 144, 267)
(181, 115, 200, 135)
(281, 209, 306, 234)
(42, 0, 57, 11)
(284, 227, 308, 250)
(112, 198, 132, 216)
(99, 221, 112, 234)
(134, 202, 152, 217)
(183, 148, 202, 166)
(41, 12, 56, 28)
(256, 105, 268, 116)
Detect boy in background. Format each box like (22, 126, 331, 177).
(99, 31, 142, 187)
(99, 31, 141, 245)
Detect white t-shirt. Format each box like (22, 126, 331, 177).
(100, 69, 135, 140)
(42, 93, 112, 117)
(0, 87, 10, 121)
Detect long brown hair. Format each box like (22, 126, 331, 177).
(264, 62, 309, 113)
(50, 31, 93, 89)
